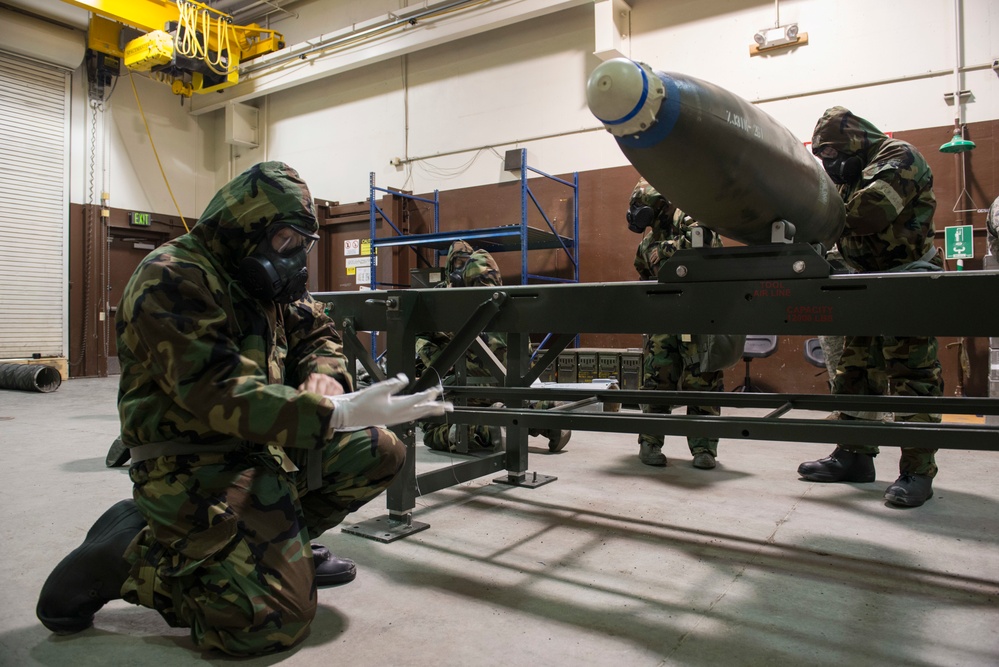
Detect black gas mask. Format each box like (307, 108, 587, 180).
(238, 225, 318, 303)
(817, 146, 863, 185)
(627, 203, 656, 234)
(448, 253, 470, 287)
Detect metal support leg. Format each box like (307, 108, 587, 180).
(342, 424, 430, 542)
(342, 291, 431, 541)
(492, 331, 558, 488)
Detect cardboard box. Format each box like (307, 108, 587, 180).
(410, 268, 444, 288)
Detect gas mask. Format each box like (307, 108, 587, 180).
(626, 204, 656, 234)
(817, 146, 863, 185)
(448, 253, 470, 287)
(238, 225, 318, 303)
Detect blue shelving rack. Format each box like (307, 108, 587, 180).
(366, 151, 580, 357)
(369, 150, 578, 286)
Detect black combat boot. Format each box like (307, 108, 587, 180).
(639, 442, 667, 466)
(37, 499, 146, 634)
(312, 544, 357, 587)
(883, 473, 934, 507)
(692, 451, 717, 469)
(797, 447, 876, 483)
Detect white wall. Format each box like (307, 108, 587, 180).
(70, 0, 999, 211)
(229, 58, 408, 204)
(636, 0, 998, 140)
(68, 65, 217, 218)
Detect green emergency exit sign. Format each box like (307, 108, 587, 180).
(129, 211, 151, 227)
(944, 225, 973, 260)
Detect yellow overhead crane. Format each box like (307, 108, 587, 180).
(63, 0, 284, 96)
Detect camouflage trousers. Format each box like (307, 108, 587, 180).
(421, 391, 493, 451)
(639, 333, 724, 455)
(420, 400, 557, 452)
(121, 427, 404, 656)
(421, 422, 492, 451)
(818, 335, 845, 390)
(832, 334, 943, 476)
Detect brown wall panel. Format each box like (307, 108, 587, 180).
(68, 204, 185, 378)
(896, 119, 997, 399)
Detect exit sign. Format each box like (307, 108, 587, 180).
(944, 225, 974, 260)
(129, 211, 151, 227)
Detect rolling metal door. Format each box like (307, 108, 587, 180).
(0, 52, 69, 358)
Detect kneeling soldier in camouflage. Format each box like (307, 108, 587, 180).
(36, 162, 448, 656)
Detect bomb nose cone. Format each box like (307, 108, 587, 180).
(586, 58, 664, 137)
(586, 59, 644, 121)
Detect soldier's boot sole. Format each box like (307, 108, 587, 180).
(37, 499, 145, 634)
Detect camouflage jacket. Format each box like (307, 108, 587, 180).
(116, 162, 350, 451)
(634, 208, 720, 280)
(416, 242, 506, 378)
(812, 107, 939, 273)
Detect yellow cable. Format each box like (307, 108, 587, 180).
(176, 1, 194, 57)
(203, 13, 232, 76)
(128, 70, 191, 233)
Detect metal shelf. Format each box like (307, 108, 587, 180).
(370, 224, 573, 253)
(368, 149, 579, 286)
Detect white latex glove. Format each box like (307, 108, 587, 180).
(326, 373, 452, 431)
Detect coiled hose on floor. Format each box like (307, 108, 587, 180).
(0, 363, 62, 393)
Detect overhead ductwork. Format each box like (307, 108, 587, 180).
(0, 6, 86, 70)
(207, 0, 299, 24)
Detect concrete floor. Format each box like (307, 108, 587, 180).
(2, 376, 997, 666)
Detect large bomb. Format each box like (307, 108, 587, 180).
(586, 58, 844, 247)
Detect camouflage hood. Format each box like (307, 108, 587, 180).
(814, 108, 938, 273)
(811, 106, 888, 160)
(189, 161, 319, 272)
(445, 240, 474, 276)
(439, 240, 501, 288)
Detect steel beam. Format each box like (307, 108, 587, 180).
(319, 266, 999, 337)
(316, 260, 999, 536)
(435, 406, 999, 451)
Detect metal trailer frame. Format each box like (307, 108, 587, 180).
(317, 244, 999, 542)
